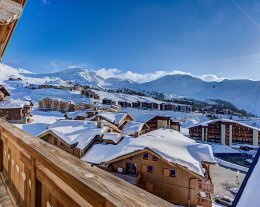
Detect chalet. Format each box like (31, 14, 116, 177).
(81, 89, 100, 99)
(134, 114, 180, 132)
(83, 129, 215, 207)
(0, 100, 32, 123)
(74, 102, 95, 110)
(38, 120, 109, 158)
(38, 97, 75, 112)
(122, 121, 150, 137)
(189, 119, 260, 146)
(102, 132, 123, 145)
(0, 85, 10, 100)
(91, 112, 134, 129)
(64, 109, 97, 120)
(99, 112, 132, 128)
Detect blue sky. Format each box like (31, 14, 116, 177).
(3, 0, 260, 81)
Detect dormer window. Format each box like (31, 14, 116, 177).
(152, 156, 158, 161)
(170, 169, 176, 177)
(143, 153, 148, 160)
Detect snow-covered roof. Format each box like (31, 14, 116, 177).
(189, 118, 260, 131)
(122, 121, 147, 136)
(65, 110, 87, 119)
(82, 128, 215, 177)
(0, 0, 23, 25)
(233, 148, 260, 207)
(132, 113, 177, 123)
(0, 85, 10, 96)
(94, 112, 132, 125)
(102, 132, 122, 144)
(39, 120, 109, 150)
(0, 99, 31, 109)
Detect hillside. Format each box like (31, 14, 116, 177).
(1, 62, 260, 115)
(138, 75, 260, 115)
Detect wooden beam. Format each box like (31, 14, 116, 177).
(0, 0, 26, 61)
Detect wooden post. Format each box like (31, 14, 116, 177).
(0, 138, 3, 172)
(229, 125, 233, 146)
(253, 130, 258, 146)
(201, 127, 205, 141)
(205, 128, 208, 142)
(221, 124, 226, 145)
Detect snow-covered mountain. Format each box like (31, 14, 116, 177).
(137, 75, 260, 115)
(1, 62, 260, 115)
(22, 67, 105, 86)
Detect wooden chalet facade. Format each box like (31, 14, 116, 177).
(105, 148, 214, 207)
(0, 100, 32, 124)
(81, 89, 100, 99)
(189, 119, 260, 146)
(38, 121, 111, 159)
(38, 97, 75, 112)
(0, 85, 10, 100)
(74, 102, 94, 110)
(146, 115, 180, 132)
(39, 131, 85, 158)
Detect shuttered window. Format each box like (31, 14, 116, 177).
(163, 169, 170, 176)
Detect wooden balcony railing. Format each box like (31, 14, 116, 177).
(197, 193, 212, 207)
(0, 119, 174, 207)
(197, 197, 212, 207)
(198, 181, 214, 194)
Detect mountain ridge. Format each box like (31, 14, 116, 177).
(1, 63, 260, 115)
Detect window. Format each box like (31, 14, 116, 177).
(170, 169, 176, 177)
(152, 156, 158, 161)
(143, 152, 148, 160)
(147, 166, 153, 173)
(54, 138, 57, 145)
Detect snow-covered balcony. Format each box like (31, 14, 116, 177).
(111, 172, 142, 185)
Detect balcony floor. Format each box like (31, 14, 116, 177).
(0, 176, 13, 207)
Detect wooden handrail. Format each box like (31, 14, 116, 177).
(0, 119, 174, 207)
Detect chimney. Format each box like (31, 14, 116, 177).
(97, 120, 104, 128)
